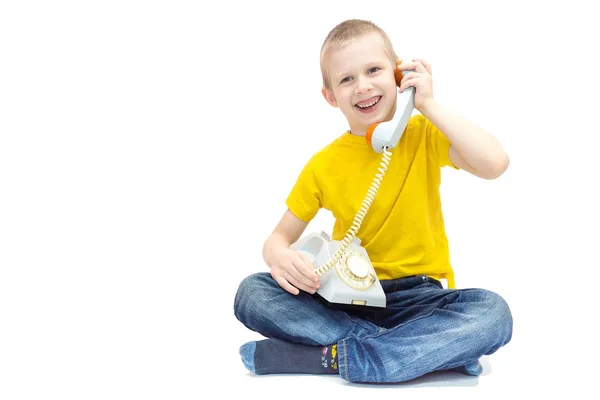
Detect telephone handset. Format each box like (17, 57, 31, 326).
(367, 60, 416, 153)
(290, 60, 415, 308)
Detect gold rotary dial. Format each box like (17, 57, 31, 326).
(335, 250, 376, 290)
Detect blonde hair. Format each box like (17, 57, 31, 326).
(320, 19, 398, 90)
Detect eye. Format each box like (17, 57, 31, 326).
(340, 76, 352, 84)
(368, 67, 380, 74)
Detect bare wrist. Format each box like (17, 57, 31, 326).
(419, 98, 440, 118)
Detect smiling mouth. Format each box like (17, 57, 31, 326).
(355, 96, 381, 110)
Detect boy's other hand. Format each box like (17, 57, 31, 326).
(269, 248, 320, 295)
(397, 59, 434, 111)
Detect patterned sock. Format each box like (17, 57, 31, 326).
(239, 338, 339, 375)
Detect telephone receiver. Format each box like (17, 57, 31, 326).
(289, 60, 415, 308)
(367, 60, 416, 153)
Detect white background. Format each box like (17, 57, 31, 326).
(1, 0, 599, 399)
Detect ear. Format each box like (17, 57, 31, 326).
(321, 86, 338, 107)
(395, 59, 403, 87)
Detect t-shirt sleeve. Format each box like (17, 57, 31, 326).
(285, 155, 323, 222)
(424, 115, 459, 170)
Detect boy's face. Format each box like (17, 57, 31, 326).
(322, 33, 397, 136)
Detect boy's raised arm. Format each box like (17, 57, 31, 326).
(422, 99, 510, 180)
(399, 59, 509, 180)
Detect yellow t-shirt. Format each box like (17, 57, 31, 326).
(286, 114, 460, 288)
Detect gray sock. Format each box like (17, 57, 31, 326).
(240, 338, 339, 375)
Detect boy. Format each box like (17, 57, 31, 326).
(233, 19, 513, 383)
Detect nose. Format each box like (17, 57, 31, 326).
(354, 75, 373, 95)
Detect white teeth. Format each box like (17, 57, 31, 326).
(356, 97, 380, 108)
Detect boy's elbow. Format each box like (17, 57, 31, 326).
(485, 153, 510, 180)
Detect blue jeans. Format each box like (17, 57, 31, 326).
(233, 272, 513, 383)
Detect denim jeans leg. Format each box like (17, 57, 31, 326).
(233, 272, 380, 346)
(337, 286, 513, 383)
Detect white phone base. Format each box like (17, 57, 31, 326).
(291, 231, 387, 308)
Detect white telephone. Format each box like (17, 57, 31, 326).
(290, 61, 415, 308)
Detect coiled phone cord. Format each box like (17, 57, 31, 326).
(314, 147, 392, 276)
